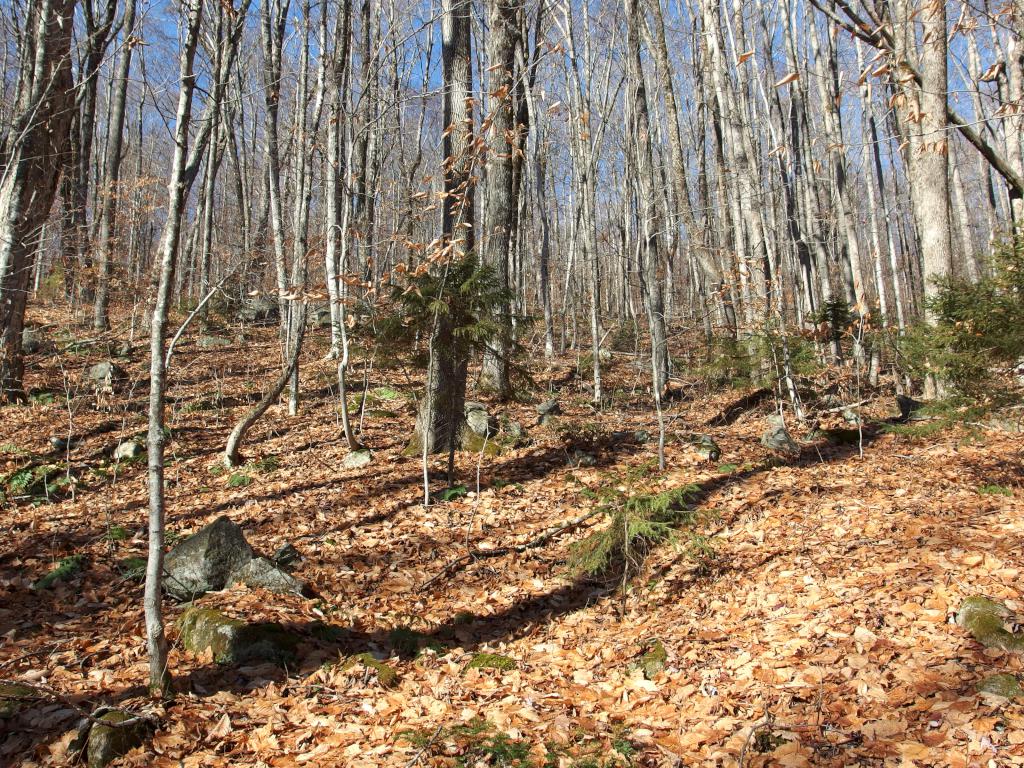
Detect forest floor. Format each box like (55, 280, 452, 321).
(1, 307, 1023, 768)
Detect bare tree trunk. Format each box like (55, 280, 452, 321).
(479, 0, 521, 398)
(411, 0, 475, 457)
(93, 0, 137, 331)
(0, 0, 77, 401)
(145, 0, 204, 695)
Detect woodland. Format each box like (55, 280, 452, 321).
(0, 0, 1023, 766)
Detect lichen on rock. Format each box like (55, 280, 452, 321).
(86, 709, 148, 768)
(177, 605, 299, 665)
(957, 596, 1024, 653)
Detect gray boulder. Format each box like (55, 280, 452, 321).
(691, 434, 721, 461)
(238, 296, 279, 324)
(312, 307, 333, 328)
(163, 516, 254, 601)
(537, 399, 561, 426)
(113, 440, 144, 461)
(197, 335, 231, 349)
(464, 401, 497, 437)
(537, 399, 561, 417)
(228, 556, 306, 596)
(22, 327, 51, 355)
(567, 449, 597, 468)
(87, 362, 125, 394)
(177, 606, 299, 665)
(761, 414, 800, 455)
(342, 448, 373, 470)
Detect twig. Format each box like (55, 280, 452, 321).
(419, 508, 603, 590)
(404, 723, 444, 767)
(0, 679, 155, 729)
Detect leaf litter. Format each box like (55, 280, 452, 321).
(1, 310, 1022, 767)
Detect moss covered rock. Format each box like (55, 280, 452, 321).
(957, 596, 1024, 653)
(177, 606, 299, 665)
(0, 682, 37, 718)
(977, 673, 1023, 699)
(87, 709, 148, 768)
(633, 638, 668, 679)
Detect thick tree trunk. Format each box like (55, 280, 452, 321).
(411, 0, 475, 455)
(0, 0, 77, 401)
(479, 0, 521, 398)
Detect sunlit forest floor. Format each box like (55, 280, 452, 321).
(2, 307, 1022, 767)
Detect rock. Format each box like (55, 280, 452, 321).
(896, 394, 925, 421)
(464, 401, 497, 437)
(537, 399, 561, 417)
(237, 296, 279, 324)
(632, 638, 667, 679)
(163, 516, 254, 601)
(977, 673, 1023, 699)
(345, 653, 398, 686)
(22, 327, 51, 355)
(342, 448, 373, 470)
(957, 596, 1024, 653)
(113, 440, 144, 461)
(841, 408, 861, 425)
(761, 415, 800, 455)
(87, 709, 148, 768)
(113, 342, 133, 359)
(567, 449, 597, 468)
(503, 419, 525, 441)
(177, 606, 299, 665)
(87, 362, 125, 394)
(228, 556, 307, 596)
(633, 429, 651, 444)
(312, 307, 333, 328)
(32, 554, 86, 590)
(197, 335, 231, 349)
(692, 435, 722, 461)
(273, 543, 302, 569)
(0, 682, 36, 718)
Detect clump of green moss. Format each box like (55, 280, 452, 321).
(0, 682, 38, 718)
(345, 653, 399, 687)
(977, 673, 1023, 699)
(632, 638, 667, 679)
(465, 652, 516, 672)
(32, 554, 86, 590)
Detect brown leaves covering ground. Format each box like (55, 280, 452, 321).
(1, 308, 1023, 767)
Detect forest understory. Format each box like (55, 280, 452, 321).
(1, 308, 1022, 768)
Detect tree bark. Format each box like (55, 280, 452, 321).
(0, 0, 77, 401)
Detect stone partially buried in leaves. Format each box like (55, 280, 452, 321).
(87, 709, 148, 768)
(342, 448, 373, 470)
(228, 556, 307, 595)
(536, 399, 561, 425)
(464, 401, 497, 437)
(163, 516, 254, 601)
(87, 361, 125, 394)
(761, 414, 800, 455)
(177, 606, 299, 665)
(113, 440, 144, 461)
